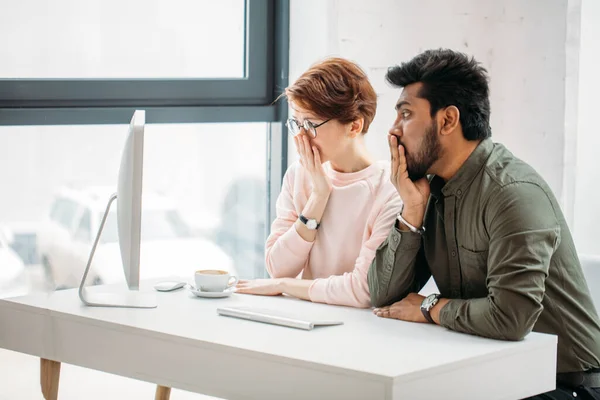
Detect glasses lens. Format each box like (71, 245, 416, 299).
(304, 121, 317, 137)
(286, 119, 300, 136)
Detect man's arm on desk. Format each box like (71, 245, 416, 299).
(375, 183, 559, 342)
(435, 183, 558, 340)
(368, 223, 430, 307)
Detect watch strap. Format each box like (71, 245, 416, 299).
(421, 294, 440, 324)
(299, 214, 320, 229)
(421, 306, 435, 324)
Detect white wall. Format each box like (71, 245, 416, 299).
(574, 0, 600, 256)
(290, 0, 573, 211)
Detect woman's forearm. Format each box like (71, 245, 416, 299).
(279, 278, 313, 301)
(294, 192, 330, 242)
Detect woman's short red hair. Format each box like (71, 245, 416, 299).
(284, 57, 377, 133)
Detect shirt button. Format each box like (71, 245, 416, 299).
(457, 189, 462, 196)
(451, 251, 456, 257)
(392, 235, 398, 244)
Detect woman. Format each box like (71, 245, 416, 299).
(236, 57, 402, 308)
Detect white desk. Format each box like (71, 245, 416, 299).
(0, 280, 557, 400)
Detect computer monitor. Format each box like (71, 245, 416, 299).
(117, 109, 144, 290)
(78, 110, 157, 308)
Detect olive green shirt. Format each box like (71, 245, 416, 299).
(368, 138, 600, 373)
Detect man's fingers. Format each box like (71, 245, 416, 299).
(373, 306, 391, 318)
(388, 135, 399, 164)
(375, 303, 407, 320)
(389, 135, 401, 183)
(397, 143, 408, 174)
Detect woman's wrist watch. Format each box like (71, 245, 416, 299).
(299, 214, 320, 230)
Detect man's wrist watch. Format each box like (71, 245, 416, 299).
(421, 293, 440, 324)
(396, 203, 426, 235)
(299, 214, 320, 230)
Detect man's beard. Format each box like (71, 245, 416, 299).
(405, 120, 441, 181)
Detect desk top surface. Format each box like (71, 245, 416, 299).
(1, 280, 556, 381)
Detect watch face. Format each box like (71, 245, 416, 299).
(307, 219, 318, 229)
(423, 293, 438, 308)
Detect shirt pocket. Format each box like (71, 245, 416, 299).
(458, 246, 489, 298)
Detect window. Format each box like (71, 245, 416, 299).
(0, 122, 271, 291)
(0, 0, 287, 396)
(74, 210, 92, 243)
(100, 210, 192, 243)
(9, 231, 39, 265)
(0, 0, 246, 79)
(0, 0, 289, 124)
(0, 0, 288, 295)
(56, 200, 80, 230)
(50, 199, 66, 222)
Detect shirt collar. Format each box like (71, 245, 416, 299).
(440, 138, 494, 198)
(429, 175, 445, 200)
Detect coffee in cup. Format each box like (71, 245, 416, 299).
(194, 269, 238, 292)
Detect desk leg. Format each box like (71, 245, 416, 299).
(40, 358, 61, 400)
(155, 385, 171, 400)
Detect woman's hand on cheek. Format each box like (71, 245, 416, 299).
(296, 134, 331, 198)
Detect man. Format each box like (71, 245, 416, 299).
(368, 48, 600, 399)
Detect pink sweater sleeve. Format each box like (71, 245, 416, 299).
(265, 166, 315, 278)
(308, 191, 403, 308)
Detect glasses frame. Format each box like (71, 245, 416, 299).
(285, 118, 332, 138)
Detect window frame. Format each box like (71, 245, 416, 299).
(0, 0, 289, 126)
(0, 0, 289, 278)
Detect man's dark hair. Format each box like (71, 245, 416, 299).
(386, 49, 492, 140)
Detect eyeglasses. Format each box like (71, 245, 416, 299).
(285, 118, 332, 138)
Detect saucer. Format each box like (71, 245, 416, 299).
(188, 286, 234, 298)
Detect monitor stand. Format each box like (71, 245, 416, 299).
(78, 193, 157, 308)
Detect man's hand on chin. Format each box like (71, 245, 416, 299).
(373, 293, 428, 323)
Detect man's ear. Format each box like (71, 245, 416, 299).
(440, 106, 460, 136)
(348, 117, 365, 138)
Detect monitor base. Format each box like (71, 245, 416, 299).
(79, 289, 157, 309)
(78, 193, 157, 309)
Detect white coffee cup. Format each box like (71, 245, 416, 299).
(194, 269, 238, 292)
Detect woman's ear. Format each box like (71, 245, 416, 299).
(440, 106, 460, 136)
(348, 118, 364, 138)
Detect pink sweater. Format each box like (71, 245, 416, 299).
(265, 160, 403, 308)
